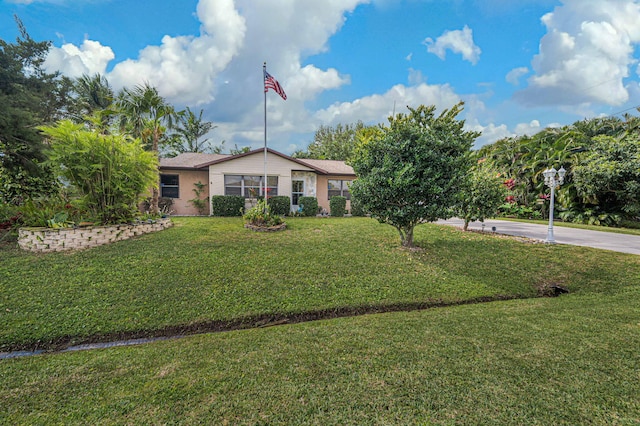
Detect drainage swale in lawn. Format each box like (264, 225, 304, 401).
(1, 293, 541, 358)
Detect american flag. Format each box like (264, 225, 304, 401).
(264, 70, 287, 100)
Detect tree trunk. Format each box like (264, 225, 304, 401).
(150, 132, 160, 215)
(463, 219, 469, 231)
(398, 225, 415, 248)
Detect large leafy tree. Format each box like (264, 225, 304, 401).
(293, 121, 368, 161)
(116, 82, 181, 214)
(350, 103, 478, 247)
(0, 17, 71, 202)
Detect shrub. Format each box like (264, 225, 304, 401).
(39, 121, 157, 225)
(243, 199, 283, 227)
(267, 196, 291, 216)
(330, 196, 347, 217)
(211, 195, 244, 216)
(298, 196, 318, 217)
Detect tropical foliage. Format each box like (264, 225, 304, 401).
(39, 121, 158, 224)
(478, 114, 640, 226)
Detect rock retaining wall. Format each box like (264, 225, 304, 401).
(18, 219, 173, 253)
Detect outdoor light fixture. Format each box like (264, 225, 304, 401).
(543, 166, 566, 243)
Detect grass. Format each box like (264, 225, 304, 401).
(497, 217, 640, 236)
(1, 217, 639, 424)
(1, 287, 638, 424)
(2, 217, 639, 351)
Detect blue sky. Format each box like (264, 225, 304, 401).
(2, 0, 640, 154)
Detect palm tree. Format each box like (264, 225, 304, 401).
(116, 82, 181, 214)
(72, 73, 115, 132)
(173, 107, 216, 153)
(74, 73, 114, 113)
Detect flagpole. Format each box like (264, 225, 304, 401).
(263, 62, 268, 204)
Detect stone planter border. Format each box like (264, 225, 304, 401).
(244, 222, 287, 232)
(18, 218, 173, 253)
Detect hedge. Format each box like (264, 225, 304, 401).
(211, 195, 245, 216)
(267, 196, 291, 216)
(329, 196, 347, 217)
(298, 196, 318, 217)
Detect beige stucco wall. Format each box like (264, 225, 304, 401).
(316, 175, 355, 213)
(160, 169, 210, 215)
(208, 152, 315, 205)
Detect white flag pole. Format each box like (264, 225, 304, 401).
(263, 62, 268, 205)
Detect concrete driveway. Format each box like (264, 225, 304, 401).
(436, 218, 640, 255)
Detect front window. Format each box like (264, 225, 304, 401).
(292, 180, 304, 205)
(328, 179, 352, 200)
(160, 174, 179, 198)
(225, 175, 278, 198)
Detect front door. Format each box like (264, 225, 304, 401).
(291, 180, 304, 212)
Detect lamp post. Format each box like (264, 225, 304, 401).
(543, 166, 566, 243)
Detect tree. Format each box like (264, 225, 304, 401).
(70, 73, 115, 125)
(116, 82, 180, 214)
(0, 17, 68, 202)
(293, 121, 368, 160)
(455, 159, 507, 231)
(170, 107, 217, 154)
(349, 103, 478, 247)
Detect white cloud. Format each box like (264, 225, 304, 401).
(515, 0, 640, 107)
(44, 40, 114, 77)
(514, 119, 542, 136)
(314, 82, 461, 126)
(108, 0, 247, 105)
(424, 25, 481, 65)
(506, 67, 529, 86)
(467, 120, 513, 148)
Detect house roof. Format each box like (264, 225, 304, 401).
(296, 158, 355, 176)
(159, 152, 229, 169)
(159, 149, 355, 176)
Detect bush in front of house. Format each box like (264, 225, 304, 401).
(298, 196, 318, 217)
(330, 196, 347, 217)
(211, 195, 245, 216)
(243, 199, 283, 228)
(267, 196, 291, 216)
(39, 120, 158, 225)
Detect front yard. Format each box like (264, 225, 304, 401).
(1, 217, 639, 424)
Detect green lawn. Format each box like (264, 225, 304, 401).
(2, 217, 638, 351)
(1, 288, 638, 424)
(1, 217, 639, 424)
